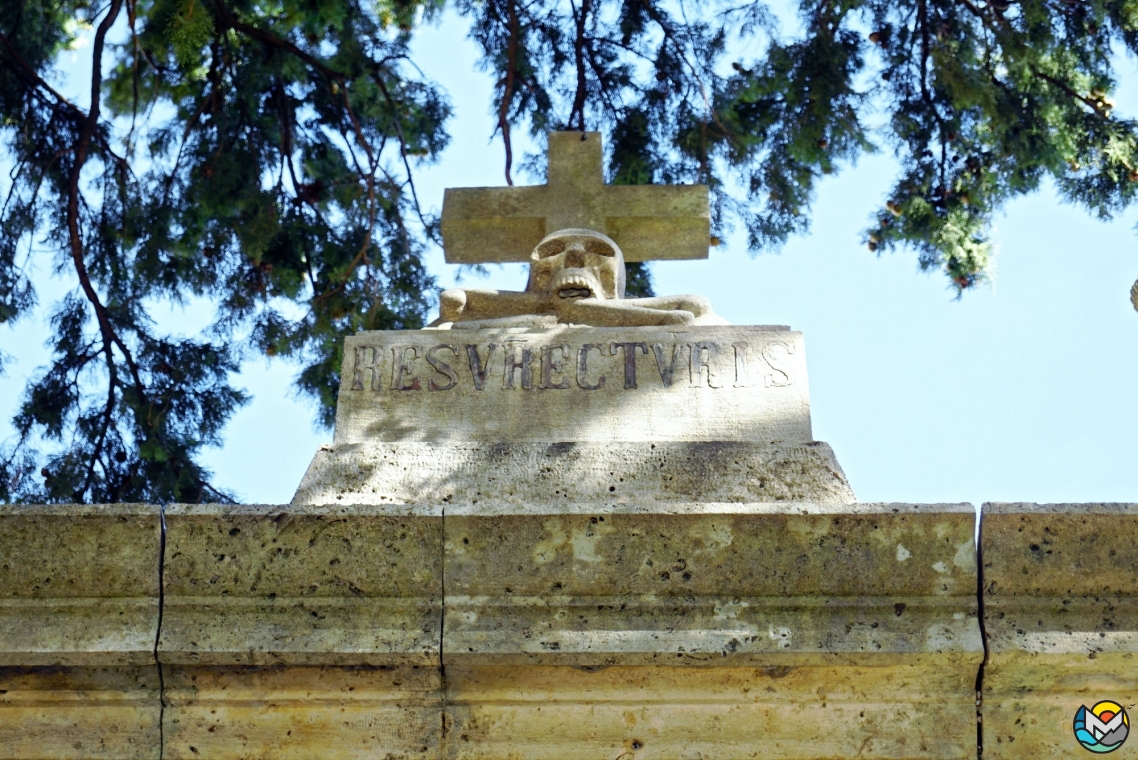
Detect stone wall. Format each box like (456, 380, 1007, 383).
(1, 501, 1131, 758)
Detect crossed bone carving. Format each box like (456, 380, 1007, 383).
(429, 228, 726, 329)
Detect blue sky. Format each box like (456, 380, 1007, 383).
(2, 9, 1136, 506)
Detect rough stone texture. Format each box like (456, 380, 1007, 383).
(440, 131, 709, 264)
(292, 441, 855, 507)
(981, 502, 1138, 758)
(443, 502, 983, 758)
(158, 504, 444, 757)
(160, 503, 442, 665)
(0, 667, 161, 760)
(445, 502, 980, 661)
(28, 500, 1138, 756)
(444, 663, 976, 759)
(162, 665, 442, 759)
(0, 504, 161, 666)
(333, 326, 812, 445)
(0, 504, 162, 758)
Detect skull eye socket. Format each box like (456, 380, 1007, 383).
(584, 240, 615, 257)
(537, 239, 566, 258)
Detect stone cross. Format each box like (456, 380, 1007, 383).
(440, 131, 710, 264)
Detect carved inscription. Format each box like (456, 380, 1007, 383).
(425, 345, 459, 391)
(577, 344, 606, 390)
(347, 340, 796, 392)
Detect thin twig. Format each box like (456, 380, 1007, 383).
(370, 69, 436, 237)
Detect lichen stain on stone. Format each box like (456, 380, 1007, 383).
(533, 519, 568, 564)
(687, 522, 733, 552)
(570, 519, 614, 563)
(768, 625, 793, 649)
(714, 599, 749, 621)
(953, 540, 975, 570)
(925, 623, 958, 651)
(788, 518, 831, 541)
(896, 544, 912, 562)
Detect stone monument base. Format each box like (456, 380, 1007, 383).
(293, 441, 855, 506)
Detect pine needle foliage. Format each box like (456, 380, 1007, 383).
(2, 0, 1136, 502)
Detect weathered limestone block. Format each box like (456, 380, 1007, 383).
(293, 441, 854, 506)
(444, 663, 969, 760)
(0, 504, 162, 759)
(0, 667, 161, 760)
(443, 502, 982, 758)
(332, 326, 812, 445)
(160, 503, 443, 758)
(162, 665, 442, 760)
(981, 502, 1138, 757)
(0, 504, 161, 666)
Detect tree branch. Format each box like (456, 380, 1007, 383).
(1032, 68, 1113, 118)
(215, 1, 347, 82)
(64, 0, 133, 501)
(496, 0, 521, 185)
(369, 69, 436, 237)
(569, 0, 590, 130)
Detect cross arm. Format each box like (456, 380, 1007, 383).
(603, 184, 709, 262)
(441, 186, 548, 264)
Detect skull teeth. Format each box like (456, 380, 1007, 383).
(550, 273, 598, 298)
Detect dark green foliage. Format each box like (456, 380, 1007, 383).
(3, 0, 1137, 502)
(623, 262, 654, 298)
(1, 0, 447, 502)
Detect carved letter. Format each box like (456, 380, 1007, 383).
(350, 346, 382, 391)
(689, 342, 722, 388)
(761, 342, 795, 387)
(391, 346, 422, 391)
(465, 344, 497, 390)
(576, 344, 607, 390)
(733, 343, 751, 388)
(539, 344, 571, 390)
(426, 345, 460, 391)
(610, 342, 648, 389)
(651, 343, 683, 388)
(503, 342, 534, 390)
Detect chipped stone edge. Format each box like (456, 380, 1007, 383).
(0, 502, 160, 517)
(983, 501, 1138, 514)
(442, 500, 970, 516)
(164, 502, 442, 517)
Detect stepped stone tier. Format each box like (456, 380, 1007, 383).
(0, 132, 1132, 758)
(294, 326, 856, 507)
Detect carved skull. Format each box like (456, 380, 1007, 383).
(526, 228, 626, 300)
